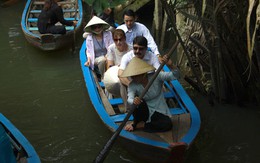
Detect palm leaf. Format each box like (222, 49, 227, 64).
(246, 0, 255, 61)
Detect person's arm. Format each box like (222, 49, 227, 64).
(84, 56, 91, 67)
(54, 5, 74, 26)
(141, 23, 160, 55)
(127, 84, 135, 104)
(106, 44, 115, 69)
(106, 60, 114, 69)
(85, 36, 93, 67)
(158, 54, 180, 80)
(118, 69, 131, 86)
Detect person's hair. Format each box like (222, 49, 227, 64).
(113, 29, 126, 39)
(43, 0, 52, 11)
(133, 36, 147, 47)
(123, 9, 136, 18)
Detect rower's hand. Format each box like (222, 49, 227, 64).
(162, 54, 170, 63)
(133, 97, 142, 105)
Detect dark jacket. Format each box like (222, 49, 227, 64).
(37, 3, 73, 34)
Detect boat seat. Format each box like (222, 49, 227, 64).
(34, 1, 76, 5)
(28, 26, 74, 31)
(109, 98, 123, 105)
(110, 114, 133, 123)
(110, 108, 184, 123)
(30, 9, 78, 14)
(107, 93, 174, 106)
(28, 17, 77, 23)
(164, 92, 175, 98)
(169, 107, 186, 115)
(99, 82, 104, 88)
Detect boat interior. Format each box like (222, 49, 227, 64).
(25, 0, 79, 35)
(92, 70, 191, 144)
(0, 123, 28, 163)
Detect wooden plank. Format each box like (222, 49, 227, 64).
(93, 72, 116, 115)
(30, 9, 78, 14)
(118, 104, 126, 113)
(171, 113, 191, 142)
(133, 130, 168, 142)
(109, 98, 123, 105)
(155, 130, 174, 144)
(33, 1, 76, 5)
(28, 26, 74, 31)
(28, 17, 77, 23)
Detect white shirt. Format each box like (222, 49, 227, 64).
(119, 50, 160, 70)
(117, 22, 160, 55)
(106, 43, 132, 66)
(127, 71, 180, 121)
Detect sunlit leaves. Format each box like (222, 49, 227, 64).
(83, 0, 126, 13)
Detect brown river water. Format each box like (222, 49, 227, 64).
(0, 1, 259, 163)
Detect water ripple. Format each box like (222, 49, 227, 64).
(8, 27, 20, 38)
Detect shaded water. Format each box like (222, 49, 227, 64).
(0, 1, 259, 163)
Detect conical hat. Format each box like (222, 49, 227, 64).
(120, 57, 156, 78)
(84, 16, 110, 32)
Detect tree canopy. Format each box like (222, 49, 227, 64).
(83, 0, 126, 13)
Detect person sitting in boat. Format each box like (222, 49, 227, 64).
(117, 36, 160, 112)
(118, 36, 160, 87)
(83, 16, 113, 80)
(116, 9, 173, 66)
(106, 29, 132, 70)
(120, 57, 180, 132)
(117, 9, 159, 55)
(37, 0, 77, 34)
(99, 8, 116, 30)
(103, 29, 132, 110)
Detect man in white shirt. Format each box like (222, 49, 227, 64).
(118, 36, 160, 87)
(117, 9, 160, 56)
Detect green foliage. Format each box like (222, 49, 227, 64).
(83, 0, 126, 14)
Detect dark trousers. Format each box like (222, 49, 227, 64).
(46, 25, 66, 34)
(133, 101, 173, 133)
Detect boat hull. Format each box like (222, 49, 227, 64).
(21, 0, 84, 51)
(0, 113, 40, 163)
(79, 40, 201, 162)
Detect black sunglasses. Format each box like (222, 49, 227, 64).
(133, 46, 145, 51)
(114, 38, 122, 42)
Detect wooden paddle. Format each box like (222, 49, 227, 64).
(93, 40, 179, 163)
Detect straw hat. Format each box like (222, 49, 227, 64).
(120, 57, 156, 78)
(84, 16, 110, 33)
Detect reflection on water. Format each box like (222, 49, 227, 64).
(186, 93, 260, 163)
(0, 2, 259, 163)
(0, 2, 140, 163)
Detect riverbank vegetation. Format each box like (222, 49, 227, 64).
(85, 0, 260, 105)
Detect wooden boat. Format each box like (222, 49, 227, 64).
(21, 0, 83, 51)
(79, 40, 201, 162)
(0, 113, 40, 163)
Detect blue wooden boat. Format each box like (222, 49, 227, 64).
(79, 40, 201, 162)
(21, 0, 83, 51)
(0, 113, 40, 163)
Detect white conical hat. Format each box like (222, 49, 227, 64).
(84, 16, 110, 32)
(120, 57, 156, 78)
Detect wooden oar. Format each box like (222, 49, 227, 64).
(93, 40, 179, 163)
